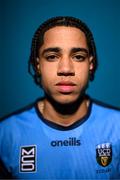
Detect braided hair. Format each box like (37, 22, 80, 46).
(28, 16, 98, 85)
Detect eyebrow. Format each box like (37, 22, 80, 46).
(41, 47, 61, 56)
(41, 47, 89, 56)
(70, 48, 89, 55)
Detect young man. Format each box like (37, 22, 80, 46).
(0, 16, 120, 179)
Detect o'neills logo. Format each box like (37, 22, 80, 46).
(51, 137, 81, 147)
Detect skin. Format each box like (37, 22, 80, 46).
(37, 26, 94, 126)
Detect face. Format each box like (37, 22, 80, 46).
(37, 26, 93, 104)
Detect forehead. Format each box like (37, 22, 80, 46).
(41, 26, 88, 49)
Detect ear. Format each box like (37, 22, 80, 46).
(36, 58, 41, 74)
(89, 56, 94, 71)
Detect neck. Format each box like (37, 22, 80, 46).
(38, 95, 90, 127)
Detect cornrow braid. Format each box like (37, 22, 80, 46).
(28, 16, 98, 85)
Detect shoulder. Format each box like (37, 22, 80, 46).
(89, 99, 120, 143)
(0, 103, 39, 148)
(0, 103, 36, 128)
(91, 99, 120, 122)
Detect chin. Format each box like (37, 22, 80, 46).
(52, 94, 85, 105)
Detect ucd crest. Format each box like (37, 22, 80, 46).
(96, 143, 112, 167)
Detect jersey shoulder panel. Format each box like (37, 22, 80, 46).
(91, 100, 120, 131)
(0, 103, 39, 147)
(0, 103, 36, 126)
(92, 100, 120, 117)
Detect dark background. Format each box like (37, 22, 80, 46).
(0, 0, 120, 117)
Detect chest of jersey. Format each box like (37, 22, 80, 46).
(6, 120, 120, 179)
(1, 105, 120, 179)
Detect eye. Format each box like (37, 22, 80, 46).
(45, 54, 59, 61)
(72, 54, 86, 62)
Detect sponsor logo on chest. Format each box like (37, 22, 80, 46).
(20, 145, 36, 172)
(51, 137, 81, 147)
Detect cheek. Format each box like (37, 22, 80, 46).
(40, 64, 57, 85)
(75, 63, 90, 80)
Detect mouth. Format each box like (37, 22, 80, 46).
(55, 81, 76, 93)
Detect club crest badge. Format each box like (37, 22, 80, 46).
(96, 143, 112, 167)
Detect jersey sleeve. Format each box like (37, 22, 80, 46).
(0, 120, 13, 179)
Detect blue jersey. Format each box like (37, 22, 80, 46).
(0, 99, 120, 179)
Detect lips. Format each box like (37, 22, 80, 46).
(56, 81, 76, 93)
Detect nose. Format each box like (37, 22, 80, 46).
(57, 56, 75, 76)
